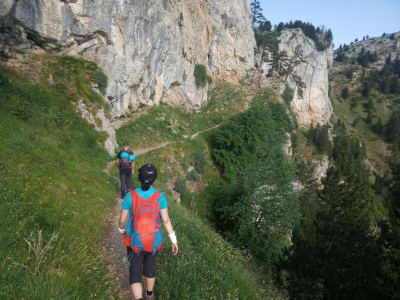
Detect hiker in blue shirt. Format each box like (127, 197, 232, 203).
(119, 164, 178, 300)
(116, 142, 136, 198)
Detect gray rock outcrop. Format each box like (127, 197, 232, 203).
(0, 0, 255, 119)
(257, 29, 333, 128)
(279, 29, 333, 127)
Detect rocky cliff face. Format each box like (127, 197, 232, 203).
(0, 0, 255, 119)
(279, 29, 333, 127)
(256, 28, 333, 127)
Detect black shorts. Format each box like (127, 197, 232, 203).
(127, 247, 157, 284)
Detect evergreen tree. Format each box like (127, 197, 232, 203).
(373, 117, 384, 135)
(287, 129, 386, 299)
(250, 0, 266, 28)
(385, 109, 400, 147)
(366, 110, 374, 124)
(341, 87, 350, 98)
(390, 77, 400, 94)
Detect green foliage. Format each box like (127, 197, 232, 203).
(208, 100, 298, 264)
(286, 128, 390, 299)
(365, 110, 374, 124)
(282, 84, 294, 102)
(186, 170, 201, 181)
(275, 20, 332, 51)
(250, 0, 266, 28)
(193, 150, 207, 174)
(43, 55, 107, 116)
(309, 124, 331, 154)
(385, 109, 400, 148)
(155, 203, 279, 299)
(344, 67, 356, 79)
(194, 64, 209, 88)
(150, 90, 155, 100)
(356, 47, 378, 67)
(93, 70, 108, 94)
(0, 66, 116, 298)
(341, 86, 350, 98)
(174, 178, 188, 195)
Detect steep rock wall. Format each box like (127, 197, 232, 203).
(279, 29, 333, 127)
(257, 28, 333, 127)
(0, 0, 255, 118)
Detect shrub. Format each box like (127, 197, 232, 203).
(174, 178, 188, 194)
(310, 124, 331, 154)
(93, 70, 108, 94)
(341, 87, 350, 99)
(194, 64, 208, 88)
(186, 170, 200, 181)
(193, 150, 207, 174)
(282, 84, 294, 102)
(209, 101, 298, 263)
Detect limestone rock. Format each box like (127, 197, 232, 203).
(0, 0, 255, 119)
(256, 29, 333, 128)
(278, 29, 333, 127)
(312, 157, 329, 183)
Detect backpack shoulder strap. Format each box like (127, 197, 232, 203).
(149, 190, 161, 202)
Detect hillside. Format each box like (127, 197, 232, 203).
(330, 32, 400, 173)
(0, 57, 286, 299)
(1, 1, 399, 299)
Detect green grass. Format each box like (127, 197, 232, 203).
(156, 202, 283, 299)
(0, 65, 117, 298)
(329, 73, 400, 174)
(116, 80, 247, 148)
(1, 56, 286, 299)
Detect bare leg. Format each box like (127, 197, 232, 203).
(131, 283, 143, 299)
(146, 277, 156, 292)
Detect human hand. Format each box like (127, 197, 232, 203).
(172, 243, 179, 256)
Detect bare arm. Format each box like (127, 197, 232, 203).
(119, 209, 129, 229)
(116, 158, 120, 168)
(160, 208, 178, 255)
(131, 161, 135, 172)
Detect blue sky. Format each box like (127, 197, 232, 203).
(257, 0, 400, 48)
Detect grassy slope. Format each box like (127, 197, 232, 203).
(116, 85, 285, 299)
(329, 63, 400, 174)
(0, 62, 117, 298)
(1, 56, 284, 299)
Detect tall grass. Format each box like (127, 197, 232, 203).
(0, 65, 117, 298)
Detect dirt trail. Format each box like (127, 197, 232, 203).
(102, 123, 223, 298)
(190, 123, 222, 139)
(103, 195, 132, 300)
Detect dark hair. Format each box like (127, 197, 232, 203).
(138, 164, 157, 191)
(123, 141, 129, 147)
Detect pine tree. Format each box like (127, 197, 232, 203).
(288, 130, 385, 299)
(341, 87, 350, 98)
(250, 0, 266, 28)
(366, 110, 373, 124)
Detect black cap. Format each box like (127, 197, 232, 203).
(138, 164, 157, 185)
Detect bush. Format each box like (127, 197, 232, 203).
(94, 70, 108, 94)
(194, 64, 209, 88)
(341, 87, 350, 99)
(310, 124, 331, 154)
(186, 170, 201, 181)
(193, 150, 207, 174)
(209, 101, 298, 263)
(282, 84, 294, 102)
(344, 68, 355, 79)
(174, 178, 188, 194)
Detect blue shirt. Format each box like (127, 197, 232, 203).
(121, 186, 167, 236)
